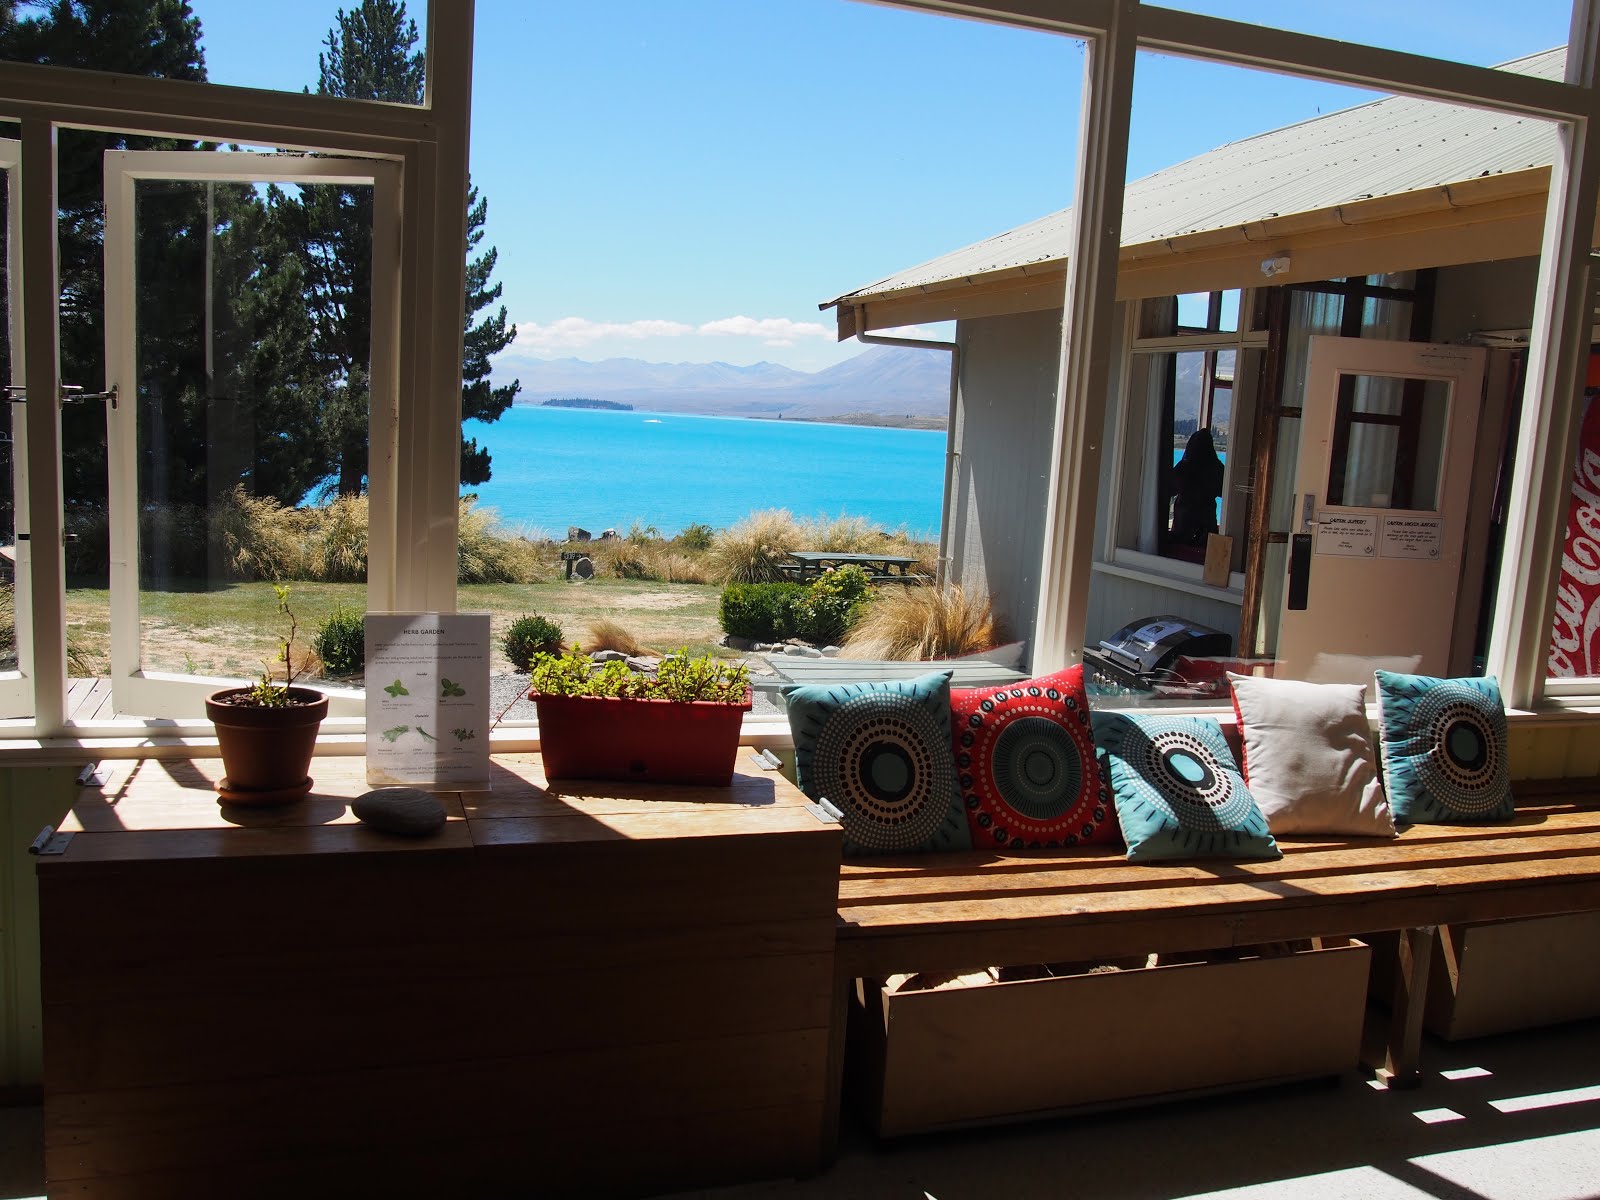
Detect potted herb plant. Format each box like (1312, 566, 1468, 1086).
(528, 646, 752, 785)
(205, 585, 330, 804)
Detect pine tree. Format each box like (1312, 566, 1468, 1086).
(0, 0, 209, 516)
(296, 0, 519, 494)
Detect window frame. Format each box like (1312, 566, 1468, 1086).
(0, 0, 1596, 753)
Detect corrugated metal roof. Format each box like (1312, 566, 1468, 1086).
(826, 47, 1564, 307)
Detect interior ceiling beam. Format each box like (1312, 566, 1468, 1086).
(873, 1, 1590, 119)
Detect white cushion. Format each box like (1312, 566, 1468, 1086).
(1227, 674, 1395, 837)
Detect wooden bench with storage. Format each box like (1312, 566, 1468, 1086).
(823, 785, 1600, 1143)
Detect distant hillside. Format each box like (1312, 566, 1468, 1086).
(543, 397, 632, 411)
(495, 344, 951, 423)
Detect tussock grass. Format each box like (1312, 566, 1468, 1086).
(842, 583, 996, 661)
(584, 618, 647, 656)
(710, 509, 802, 583)
(457, 498, 549, 584)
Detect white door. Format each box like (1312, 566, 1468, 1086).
(100, 151, 399, 721)
(1277, 336, 1486, 685)
(0, 139, 33, 720)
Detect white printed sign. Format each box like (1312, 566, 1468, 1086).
(1315, 512, 1377, 558)
(365, 613, 492, 788)
(1380, 515, 1445, 560)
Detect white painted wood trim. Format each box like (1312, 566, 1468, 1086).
(882, 2, 1584, 118)
(19, 121, 65, 737)
(100, 153, 403, 721)
(0, 140, 33, 717)
(1486, 1, 1600, 708)
(1032, 0, 1138, 675)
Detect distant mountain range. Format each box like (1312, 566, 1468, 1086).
(494, 344, 951, 424)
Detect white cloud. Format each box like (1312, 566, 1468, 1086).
(696, 315, 834, 347)
(515, 316, 694, 352)
(512, 313, 839, 355)
(873, 323, 950, 341)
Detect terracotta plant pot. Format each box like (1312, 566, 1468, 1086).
(529, 688, 752, 786)
(206, 686, 330, 805)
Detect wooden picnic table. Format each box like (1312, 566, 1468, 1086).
(777, 550, 925, 583)
(755, 654, 1028, 702)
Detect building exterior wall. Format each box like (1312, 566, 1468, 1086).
(948, 309, 1064, 653)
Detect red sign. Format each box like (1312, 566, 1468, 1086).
(1549, 383, 1600, 677)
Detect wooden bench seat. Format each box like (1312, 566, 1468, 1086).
(821, 789, 1600, 1149)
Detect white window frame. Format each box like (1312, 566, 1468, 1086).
(890, 1, 1600, 717)
(0, 2, 472, 750)
(0, 0, 1596, 755)
(0, 138, 32, 720)
(96, 150, 400, 727)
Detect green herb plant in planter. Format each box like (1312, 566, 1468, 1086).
(528, 646, 752, 785)
(204, 585, 330, 805)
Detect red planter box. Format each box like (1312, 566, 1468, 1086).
(529, 688, 753, 786)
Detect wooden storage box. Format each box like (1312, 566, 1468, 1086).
(1425, 913, 1600, 1040)
(852, 938, 1371, 1137)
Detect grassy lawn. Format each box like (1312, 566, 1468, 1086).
(64, 577, 725, 678)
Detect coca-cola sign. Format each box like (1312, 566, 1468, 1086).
(1548, 385, 1600, 677)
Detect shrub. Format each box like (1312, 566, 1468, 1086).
(305, 494, 368, 583)
(719, 581, 808, 642)
(842, 582, 997, 661)
(585, 618, 646, 656)
(677, 522, 715, 551)
(503, 613, 564, 672)
(798, 565, 875, 645)
(711, 509, 802, 583)
(313, 605, 366, 677)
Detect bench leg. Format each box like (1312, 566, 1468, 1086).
(1377, 924, 1436, 1089)
(815, 972, 851, 1171)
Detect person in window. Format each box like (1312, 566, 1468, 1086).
(1168, 427, 1224, 547)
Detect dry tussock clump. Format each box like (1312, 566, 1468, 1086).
(305, 494, 369, 583)
(457, 499, 547, 584)
(711, 509, 802, 583)
(842, 583, 996, 661)
(584, 618, 648, 656)
(799, 512, 884, 553)
(209, 487, 313, 581)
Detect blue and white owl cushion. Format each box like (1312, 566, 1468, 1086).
(1092, 712, 1279, 862)
(1373, 670, 1514, 824)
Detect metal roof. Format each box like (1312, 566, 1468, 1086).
(825, 47, 1564, 309)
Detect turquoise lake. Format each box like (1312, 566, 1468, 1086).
(462, 406, 947, 539)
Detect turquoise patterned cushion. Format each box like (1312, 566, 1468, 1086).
(1092, 712, 1280, 862)
(1374, 670, 1513, 824)
(783, 670, 969, 856)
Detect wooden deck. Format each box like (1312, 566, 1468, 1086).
(66, 678, 115, 723)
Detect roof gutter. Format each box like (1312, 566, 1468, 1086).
(855, 330, 961, 588)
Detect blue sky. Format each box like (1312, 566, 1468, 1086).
(195, 1, 1574, 373)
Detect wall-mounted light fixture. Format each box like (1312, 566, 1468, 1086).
(1261, 253, 1292, 278)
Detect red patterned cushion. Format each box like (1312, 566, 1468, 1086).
(950, 666, 1117, 849)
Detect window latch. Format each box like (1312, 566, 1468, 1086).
(7, 384, 118, 409)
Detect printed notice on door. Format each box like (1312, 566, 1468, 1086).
(365, 613, 491, 789)
(1380, 515, 1444, 560)
(1315, 512, 1377, 557)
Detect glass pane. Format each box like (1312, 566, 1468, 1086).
(1548, 381, 1600, 678)
(0, 4, 424, 102)
(1176, 292, 1212, 329)
(0, 158, 26, 718)
(1326, 374, 1449, 510)
(131, 176, 370, 698)
(1218, 290, 1240, 334)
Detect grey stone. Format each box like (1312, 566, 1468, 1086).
(783, 645, 808, 656)
(627, 656, 661, 672)
(799, 647, 824, 658)
(590, 650, 628, 663)
(353, 787, 447, 836)
(821, 646, 842, 657)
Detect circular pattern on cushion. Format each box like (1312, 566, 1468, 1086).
(1411, 684, 1507, 817)
(1117, 726, 1253, 832)
(812, 691, 957, 853)
(951, 668, 1112, 848)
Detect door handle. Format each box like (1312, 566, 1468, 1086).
(1288, 533, 1313, 610)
